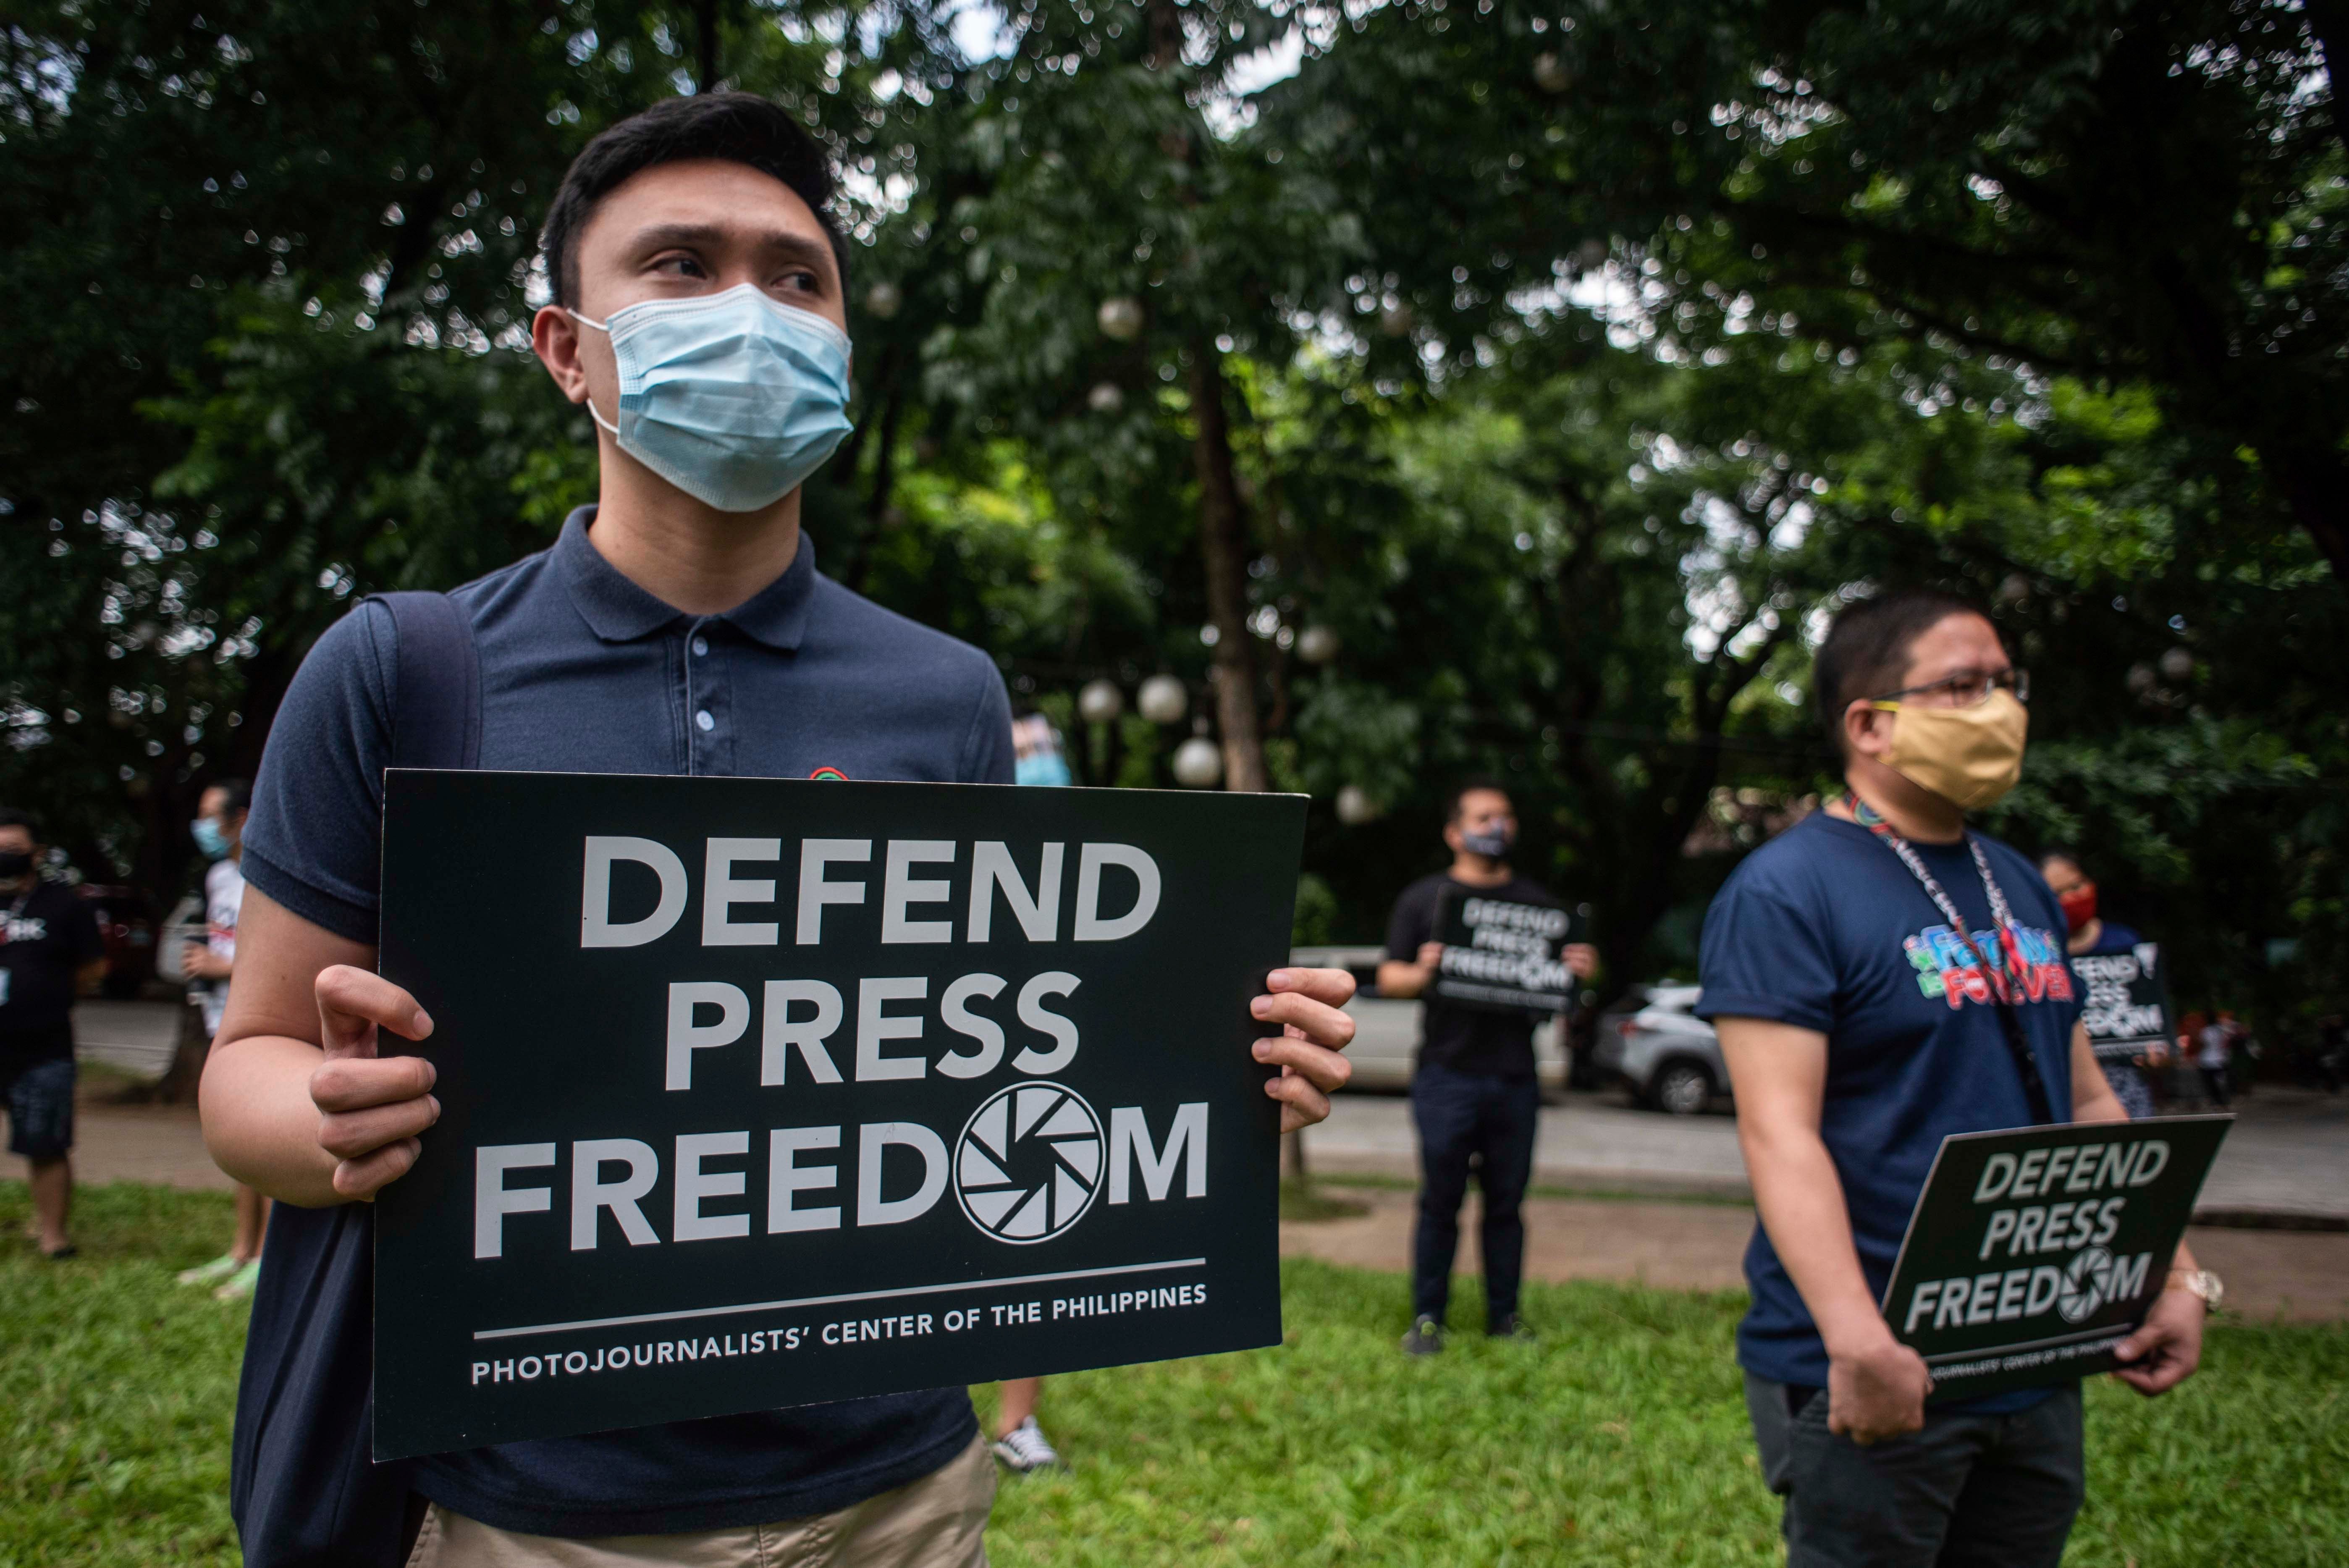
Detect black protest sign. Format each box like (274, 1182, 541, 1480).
(372, 770, 1305, 1460)
(1429, 888, 1581, 1015)
(2073, 941, 2174, 1063)
(1881, 1116, 2231, 1400)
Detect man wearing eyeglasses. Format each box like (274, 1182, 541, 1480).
(1696, 589, 2213, 1567)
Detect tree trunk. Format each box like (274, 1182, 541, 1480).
(220, 644, 297, 782)
(150, 1001, 212, 1106)
(1100, 710, 1124, 790)
(842, 361, 906, 596)
(1188, 344, 1269, 793)
(2268, 442, 2349, 582)
(695, 0, 723, 91)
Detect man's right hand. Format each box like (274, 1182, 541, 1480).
(1416, 941, 1444, 970)
(310, 964, 439, 1200)
(1825, 1332, 1933, 1445)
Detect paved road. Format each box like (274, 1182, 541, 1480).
(1305, 1082, 2349, 1223)
(38, 1002, 2349, 1320)
(72, 997, 187, 1080)
(50, 999, 2349, 1225)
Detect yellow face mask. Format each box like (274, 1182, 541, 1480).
(1876, 688, 2029, 810)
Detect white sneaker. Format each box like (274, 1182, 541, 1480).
(990, 1416, 1064, 1473)
(177, 1253, 243, 1287)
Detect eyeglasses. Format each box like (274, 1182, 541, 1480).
(1871, 668, 2029, 709)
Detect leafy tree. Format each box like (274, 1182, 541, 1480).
(2, 0, 683, 883)
(908, 0, 1361, 792)
(1265, 0, 2349, 578)
(0, 0, 941, 886)
(2, 0, 2339, 1051)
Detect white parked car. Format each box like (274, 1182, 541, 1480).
(1289, 946, 1570, 1093)
(1591, 982, 1729, 1115)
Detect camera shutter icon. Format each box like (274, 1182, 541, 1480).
(954, 1083, 1104, 1244)
(2058, 1245, 2116, 1322)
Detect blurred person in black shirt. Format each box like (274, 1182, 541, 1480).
(1379, 780, 1597, 1353)
(0, 807, 105, 1259)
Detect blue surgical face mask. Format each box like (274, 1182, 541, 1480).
(569, 284, 854, 513)
(1015, 753, 1073, 788)
(192, 816, 230, 860)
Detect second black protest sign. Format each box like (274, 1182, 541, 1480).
(2073, 940, 2174, 1065)
(1881, 1116, 2230, 1400)
(1429, 888, 1581, 1015)
(372, 771, 1306, 1459)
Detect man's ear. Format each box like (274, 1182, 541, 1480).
(1844, 699, 1891, 760)
(532, 304, 591, 404)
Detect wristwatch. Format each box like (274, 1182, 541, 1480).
(2168, 1268, 2224, 1313)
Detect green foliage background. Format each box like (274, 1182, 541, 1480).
(3, 0, 2343, 1043)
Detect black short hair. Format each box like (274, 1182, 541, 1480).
(0, 806, 38, 841)
(2037, 846, 2084, 876)
(1813, 588, 1992, 756)
(1445, 777, 1511, 823)
(206, 777, 252, 816)
(540, 92, 848, 311)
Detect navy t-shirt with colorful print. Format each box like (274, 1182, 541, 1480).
(1697, 811, 2080, 1410)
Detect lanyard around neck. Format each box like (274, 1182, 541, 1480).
(1847, 796, 2016, 933)
(1844, 796, 2057, 1125)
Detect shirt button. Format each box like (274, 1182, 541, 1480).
(695, 710, 715, 732)
(692, 636, 709, 657)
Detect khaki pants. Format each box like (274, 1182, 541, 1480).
(406, 1434, 994, 1568)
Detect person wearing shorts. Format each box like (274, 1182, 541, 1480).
(0, 806, 105, 1259)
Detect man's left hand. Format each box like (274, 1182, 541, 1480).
(1564, 943, 1599, 981)
(1250, 968, 1356, 1133)
(2111, 1283, 2205, 1395)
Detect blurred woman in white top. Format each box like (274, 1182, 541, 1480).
(175, 779, 270, 1299)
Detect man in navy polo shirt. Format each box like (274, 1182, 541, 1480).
(1699, 589, 2212, 1567)
(200, 92, 1357, 1568)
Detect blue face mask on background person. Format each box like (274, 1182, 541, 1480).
(1015, 752, 1073, 788)
(192, 816, 231, 860)
(569, 284, 854, 513)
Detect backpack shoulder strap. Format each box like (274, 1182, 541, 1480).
(370, 591, 482, 771)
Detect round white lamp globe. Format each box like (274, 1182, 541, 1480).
(1137, 674, 1189, 725)
(1172, 736, 1224, 788)
(1077, 678, 1125, 725)
(1097, 296, 1146, 341)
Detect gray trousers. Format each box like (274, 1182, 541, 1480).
(1744, 1374, 2085, 1568)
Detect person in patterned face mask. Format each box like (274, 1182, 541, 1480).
(1377, 780, 1598, 1356)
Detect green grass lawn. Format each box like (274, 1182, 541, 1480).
(4, 1183, 2345, 1566)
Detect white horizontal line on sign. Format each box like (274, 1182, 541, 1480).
(1920, 1324, 2125, 1364)
(472, 1256, 1209, 1343)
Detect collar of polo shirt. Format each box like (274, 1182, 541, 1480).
(554, 505, 816, 651)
